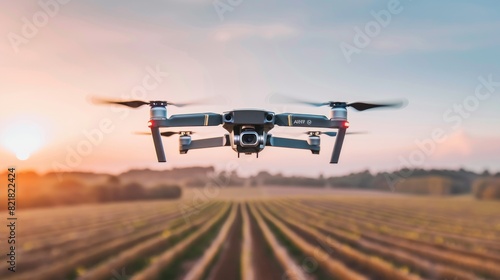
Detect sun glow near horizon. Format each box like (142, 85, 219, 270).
(1, 120, 46, 160)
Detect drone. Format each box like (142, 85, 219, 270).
(94, 96, 404, 164)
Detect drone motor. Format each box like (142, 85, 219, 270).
(329, 103, 348, 120)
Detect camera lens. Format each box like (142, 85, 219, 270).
(239, 131, 259, 147)
(242, 134, 256, 144)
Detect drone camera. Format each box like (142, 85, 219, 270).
(240, 131, 260, 147)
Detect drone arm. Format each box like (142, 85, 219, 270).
(150, 126, 167, 162)
(274, 113, 344, 128)
(183, 135, 230, 151)
(267, 135, 320, 155)
(330, 127, 346, 164)
(157, 113, 223, 127)
(267, 136, 311, 149)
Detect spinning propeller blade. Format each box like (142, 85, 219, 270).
(304, 131, 368, 137)
(92, 97, 205, 108)
(166, 101, 199, 107)
(346, 101, 404, 111)
(304, 131, 338, 137)
(269, 93, 406, 111)
(134, 131, 195, 137)
(92, 98, 150, 108)
(268, 93, 329, 107)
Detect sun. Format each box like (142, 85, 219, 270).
(1, 120, 45, 161)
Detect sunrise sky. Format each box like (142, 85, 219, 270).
(1, 1, 499, 176)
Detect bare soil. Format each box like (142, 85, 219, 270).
(206, 205, 243, 280)
(248, 205, 286, 280)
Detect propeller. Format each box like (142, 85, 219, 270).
(268, 93, 407, 111)
(134, 131, 195, 137)
(304, 131, 368, 137)
(345, 101, 405, 111)
(91, 97, 201, 109)
(305, 131, 338, 137)
(267, 94, 329, 107)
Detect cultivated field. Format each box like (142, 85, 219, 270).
(1, 187, 500, 280)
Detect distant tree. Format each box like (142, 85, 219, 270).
(147, 184, 182, 200)
(249, 179, 258, 187)
(327, 170, 373, 188)
(185, 178, 207, 187)
(107, 175, 121, 186)
(53, 179, 89, 205)
(482, 170, 491, 177)
(376, 168, 478, 194)
(121, 182, 146, 201)
(256, 171, 272, 178)
(93, 184, 116, 202)
(27, 194, 56, 208)
(394, 176, 452, 196)
(54, 179, 85, 191)
(473, 178, 500, 200)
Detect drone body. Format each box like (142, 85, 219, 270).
(95, 96, 404, 164)
(147, 104, 349, 163)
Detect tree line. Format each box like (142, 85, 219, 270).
(7, 175, 181, 210)
(246, 168, 500, 199)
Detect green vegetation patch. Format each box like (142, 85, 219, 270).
(65, 203, 220, 280)
(200, 247, 223, 280)
(155, 206, 232, 280)
(202, 205, 243, 280)
(127, 225, 201, 275)
(260, 208, 333, 280)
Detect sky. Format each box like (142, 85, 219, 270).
(0, 0, 499, 177)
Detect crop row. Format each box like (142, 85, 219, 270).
(273, 198, 500, 279)
(9, 197, 500, 280)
